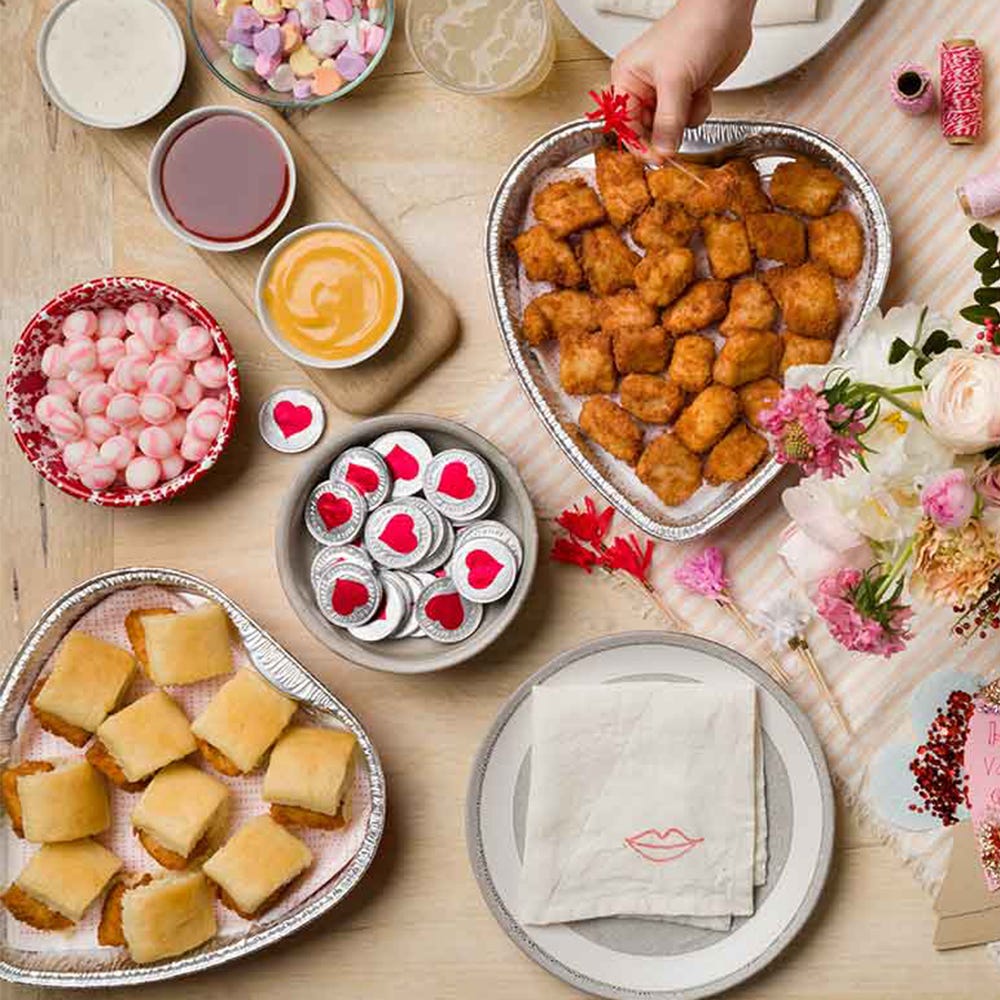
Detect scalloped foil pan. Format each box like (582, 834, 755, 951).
(0, 568, 386, 988)
(486, 118, 892, 541)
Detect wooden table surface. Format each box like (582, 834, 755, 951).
(2, 1, 994, 996)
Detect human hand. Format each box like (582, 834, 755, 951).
(611, 0, 756, 161)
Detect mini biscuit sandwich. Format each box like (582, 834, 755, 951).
(263, 727, 358, 831)
(2, 759, 110, 842)
(30, 632, 136, 747)
(134, 602, 233, 686)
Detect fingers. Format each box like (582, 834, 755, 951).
(649, 72, 692, 160)
(688, 86, 712, 128)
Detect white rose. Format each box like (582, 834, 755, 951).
(922, 351, 1000, 454)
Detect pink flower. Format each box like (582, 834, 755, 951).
(974, 461, 1000, 507)
(920, 469, 977, 529)
(760, 385, 865, 479)
(675, 546, 730, 599)
(813, 567, 914, 659)
(778, 523, 873, 588)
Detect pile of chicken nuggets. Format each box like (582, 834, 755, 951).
(513, 148, 864, 507)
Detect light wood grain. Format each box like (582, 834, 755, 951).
(2, 0, 995, 997)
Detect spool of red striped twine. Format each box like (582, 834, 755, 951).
(940, 37, 984, 144)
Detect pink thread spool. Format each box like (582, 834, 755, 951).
(957, 163, 1000, 219)
(891, 62, 935, 115)
(940, 38, 984, 145)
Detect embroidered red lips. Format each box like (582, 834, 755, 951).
(624, 828, 704, 864)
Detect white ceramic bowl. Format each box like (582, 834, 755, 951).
(147, 105, 296, 253)
(254, 222, 405, 370)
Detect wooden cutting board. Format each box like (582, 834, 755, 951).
(29, 0, 459, 415)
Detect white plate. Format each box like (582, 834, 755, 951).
(466, 632, 834, 999)
(555, 0, 869, 91)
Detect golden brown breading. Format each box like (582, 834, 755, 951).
(595, 147, 651, 228)
(532, 177, 606, 238)
(98, 873, 152, 947)
(28, 677, 90, 749)
(764, 263, 840, 338)
(270, 803, 347, 832)
(636, 433, 703, 506)
(667, 335, 716, 393)
(217, 879, 298, 922)
(579, 397, 644, 465)
(721, 158, 771, 217)
(703, 215, 754, 280)
(631, 201, 699, 252)
(620, 374, 687, 424)
(647, 162, 732, 217)
(195, 736, 243, 779)
(1, 882, 73, 931)
(125, 608, 175, 677)
(559, 331, 617, 395)
(713, 330, 782, 387)
(579, 225, 639, 296)
(808, 210, 864, 279)
(512, 225, 583, 287)
(1, 761, 55, 838)
(704, 424, 770, 485)
(598, 290, 658, 334)
(634, 247, 695, 307)
(746, 212, 807, 265)
(674, 385, 740, 453)
(85, 740, 149, 794)
(613, 326, 671, 374)
(135, 828, 214, 872)
(739, 377, 782, 429)
(720, 278, 777, 335)
(521, 290, 599, 345)
(780, 333, 835, 375)
(662, 280, 730, 335)
(769, 158, 844, 217)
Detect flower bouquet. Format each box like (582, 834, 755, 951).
(765, 224, 1000, 658)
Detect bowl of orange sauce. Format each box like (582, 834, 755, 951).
(255, 222, 404, 369)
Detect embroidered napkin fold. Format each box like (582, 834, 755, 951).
(594, 0, 818, 27)
(519, 681, 760, 925)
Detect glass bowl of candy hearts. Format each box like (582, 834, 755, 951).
(187, 0, 394, 110)
(4, 276, 240, 507)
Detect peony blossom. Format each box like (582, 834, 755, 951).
(922, 351, 1000, 454)
(911, 516, 1000, 606)
(920, 469, 977, 529)
(778, 523, 873, 589)
(974, 461, 1000, 507)
(813, 567, 913, 658)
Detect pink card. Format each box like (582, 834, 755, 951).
(964, 700, 1000, 891)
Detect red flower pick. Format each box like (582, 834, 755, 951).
(551, 537, 599, 573)
(601, 534, 654, 585)
(586, 87, 647, 153)
(557, 496, 614, 547)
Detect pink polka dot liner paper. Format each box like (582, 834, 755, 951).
(4, 585, 372, 954)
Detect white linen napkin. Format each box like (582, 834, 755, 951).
(594, 0, 819, 27)
(519, 681, 761, 925)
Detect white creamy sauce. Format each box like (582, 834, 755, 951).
(43, 0, 184, 127)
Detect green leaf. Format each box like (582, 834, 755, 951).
(922, 329, 951, 355)
(975, 287, 1000, 306)
(975, 249, 998, 272)
(971, 223, 999, 250)
(961, 304, 1000, 324)
(982, 267, 1000, 287)
(888, 337, 910, 364)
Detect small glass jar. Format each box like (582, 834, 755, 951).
(405, 0, 555, 99)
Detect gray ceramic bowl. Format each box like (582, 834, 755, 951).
(275, 414, 538, 673)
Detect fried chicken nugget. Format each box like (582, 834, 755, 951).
(720, 278, 776, 335)
(674, 385, 740, 454)
(2, 761, 55, 838)
(780, 333, 834, 375)
(594, 147, 651, 228)
(613, 326, 671, 374)
(764, 263, 840, 339)
(579, 396, 644, 465)
(648, 162, 732, 217)
(721, 158, 771, 217)
(662, 279, 730, 335)
(634, 247, 695, 307)
(620, 374, 686, 424)
(98, 873, 153, 947)
(808, 210, 864, 278)
(598, 290, 658, 334)
(521, 290, 599, 346)
(559, 330, 617, 395)
(713, 330, 782, 387)
(704, 424, 770, 485)
(769, 158, 844, 217)
(637, 433, 703, 506)
(532, 177, 607, 238)
(746, 212, 806, 265)
(512, 225, 583, 287)
(1, 883, 73, 931)
(739, 377, 782, 429)
(703, 216, 754, 280)
(667, 335, 716, 393)
(631, 201, 698, 252)
(579, 225, 639, 296)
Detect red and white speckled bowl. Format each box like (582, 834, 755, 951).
(5, 276, 240, 507)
